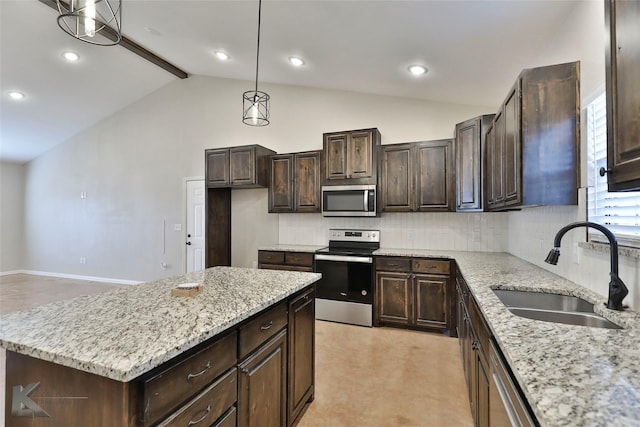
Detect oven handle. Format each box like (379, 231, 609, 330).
(315, 254, 373, 264)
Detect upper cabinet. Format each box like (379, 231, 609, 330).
(206, 145, 276, 188)
(269, 150, 322, 213)
(604, 0, 640, 191)
(485, 61, 580, 211)
(455, 115, 495, 212)
(323, 128, 381, 185)
(380, 139, 455, 212)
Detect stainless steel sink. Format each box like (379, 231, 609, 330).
(493, 289, 622, 330)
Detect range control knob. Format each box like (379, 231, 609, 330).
(361, 290, 368, 296)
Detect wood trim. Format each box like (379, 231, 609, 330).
(37, 0, 189, 79)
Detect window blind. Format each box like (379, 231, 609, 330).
(586, 92, 640, 247)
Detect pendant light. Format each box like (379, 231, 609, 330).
(243, 0, 270, 126)
(57, 0, 122, 46)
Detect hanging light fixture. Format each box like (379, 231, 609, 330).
(57, 0, 122, 46)
(243, 0, 270, 126)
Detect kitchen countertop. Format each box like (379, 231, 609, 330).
(258, 244, 326, 253)
(376, 248, 640, 426)
(0, 267, 321, 382)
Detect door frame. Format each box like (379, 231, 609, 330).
(182, 176, 205, 274)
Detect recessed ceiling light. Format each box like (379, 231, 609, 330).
(8, 91, 25, 100)
(408, 65, 428, 76)
(63, 51, 80, 62)
(214, 51, 230, 61)
(288, 57, 305, 67)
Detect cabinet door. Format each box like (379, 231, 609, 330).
(414, 274, 448, 330)
(491, 111, 506, 209)
(230, 147, 256, 186)
(476, 353, 490, 427)
(605, 0, 640, 191)
(294, 151, 321, 212)
(376, 272, 412, 325)
(269, 155, 294, 213)
(456, 117, 483, 211)
(503, 81, 522, 207)
(238, 329, 287, 427)
(206, 149, 230, 187)
(348, 130, 374, 179)
(415, 139, 455, 211)
(288, 289, 315, 426)
(324, 133, 348, 180)
(380, 144, 413, 212)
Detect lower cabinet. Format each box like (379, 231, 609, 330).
(258, 250, 314, 272)
(375, 256, 454, 334)
(238, 329, 288, 427)
(457, 272, 535, 427)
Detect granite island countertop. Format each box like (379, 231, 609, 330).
(0, 267, 321, 382)
(375, 248, 640, 427)
(258, 244, 326, 253)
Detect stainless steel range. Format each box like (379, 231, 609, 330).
(314, 229, 380, 327)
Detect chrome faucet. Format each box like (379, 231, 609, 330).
(544, 221, 628, 311)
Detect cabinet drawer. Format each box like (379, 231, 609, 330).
(285, 252, 314, 267)
(376, 257, 411, 272)
(158, 368, 237, 427)
(412, 259, 450, 275)
(213, 406, 237, 427)
(258, 251, 285, 265)
(239, 302, 288, 359)
(143, 331, 237, 426)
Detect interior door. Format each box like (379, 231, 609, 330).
(186, 179, 206, 272)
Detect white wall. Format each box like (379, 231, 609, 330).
(0, 161, 25, 272)
(22, 75, 490, 282)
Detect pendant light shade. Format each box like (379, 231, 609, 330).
(243, 90, 270, 126)
(243, 0, 270, 126)
(57, 0, 122, 46)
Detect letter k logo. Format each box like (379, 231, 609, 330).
(11, 382, 50, 417)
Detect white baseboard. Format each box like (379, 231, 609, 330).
(0, 270, 142, 285)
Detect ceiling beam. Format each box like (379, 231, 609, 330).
(38, 0, 189, 79)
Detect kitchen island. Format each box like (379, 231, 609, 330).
(1, 267, 320, 427)
(376, 248, 640, 427)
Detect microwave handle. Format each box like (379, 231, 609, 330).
(364, 190, 368, 212)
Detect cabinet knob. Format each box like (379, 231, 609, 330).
(599, 167, 612, 177)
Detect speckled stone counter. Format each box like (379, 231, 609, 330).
(0, 267, 321, 382)
(258, 244, 325, 253)
(376, 248, 640, 426)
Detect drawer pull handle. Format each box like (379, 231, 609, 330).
(340, 292, 347, 297)
(388, 263, 399, 267)
(187, 362, 211, 380)
(188, 405, 211, 426)
(260, 321, 273, 331)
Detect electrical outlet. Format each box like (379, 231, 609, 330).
(161, 262, 168, 270)
(173, 224, 182, 232)
(80, 191, 87, 199)
(80, 257, 86, 264)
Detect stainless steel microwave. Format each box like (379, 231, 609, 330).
(321, 185, 377, 217)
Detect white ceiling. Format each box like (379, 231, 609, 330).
(0, 0, 581, 164)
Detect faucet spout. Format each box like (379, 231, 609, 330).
(544, 221, 628, 311)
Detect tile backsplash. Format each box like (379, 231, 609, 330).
(279, 212, 509, 252)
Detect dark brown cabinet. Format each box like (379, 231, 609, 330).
(287, 288, 315, 426)
(238, 329, 288, 427)
(323, 128, 381, 185)
(375, 257, 453, 334)
(455, 115, 495, 212)
(380, 139, 455, 212)
(258, 250, 314, 272)
(269, 151, 321, 213)
(485, 62, 580, 210)
(604, 0, 640, 191)
(206, 145, 276, 188)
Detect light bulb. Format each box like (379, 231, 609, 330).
(251, 102, 259, 125)
(85, 0, 96, 37)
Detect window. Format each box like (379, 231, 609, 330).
(586, 92, 640, 247)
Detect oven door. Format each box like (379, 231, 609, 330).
(314, 254, 373, 304)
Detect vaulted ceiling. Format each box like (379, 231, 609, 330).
(1, 0, 581, 163)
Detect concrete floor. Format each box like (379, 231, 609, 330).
(0, 274, 472, 427)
